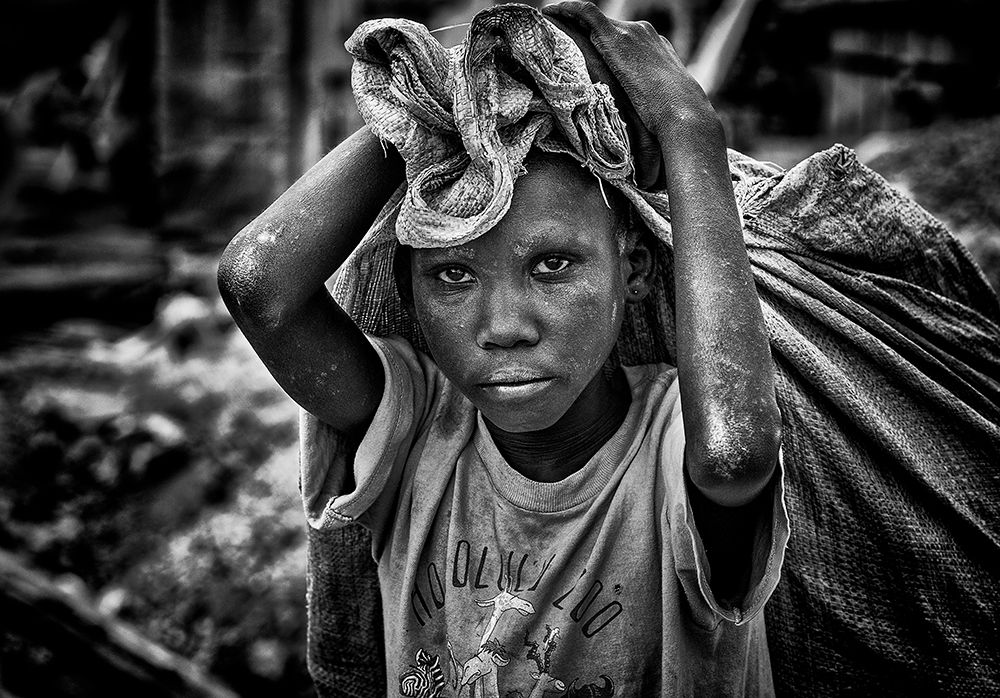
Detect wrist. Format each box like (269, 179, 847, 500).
(650, 98, 724, 149)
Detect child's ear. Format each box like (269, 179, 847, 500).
(624, 232, 655, 304)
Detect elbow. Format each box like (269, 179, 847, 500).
(686, 406, 782, 508)
(217, 235, 287, 332)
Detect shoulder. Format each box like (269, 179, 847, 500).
(616, 363, 684, 474)
(623, 362, 681, 421)
(369, 333, 473, 439)
(369, 334, 445, 396)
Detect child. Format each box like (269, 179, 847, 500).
(219, 2, 787, 695)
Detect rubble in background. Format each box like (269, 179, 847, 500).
(0, 293, 308, 697)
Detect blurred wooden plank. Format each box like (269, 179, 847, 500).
(0, 549, 238, 697)
(0, 261, 164, 293)
(0, 224, 159, 260)
(0, 222, 168, 328)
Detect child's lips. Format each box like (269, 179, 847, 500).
(478, 370, 556, 400)
(478, 377, 556, 400)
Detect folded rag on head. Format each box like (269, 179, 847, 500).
(346, 2, 671, 248)
(304, 5, 1000, 698)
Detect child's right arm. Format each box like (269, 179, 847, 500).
(217, 127, 405, 437)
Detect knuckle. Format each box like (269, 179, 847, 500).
(560, 1, 592, 15)
(542, 1, 581, 16)
(578, 2, 611, 25)
(609, 22, 630, 39)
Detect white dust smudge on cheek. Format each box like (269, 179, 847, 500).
(566, 296, 617, 376)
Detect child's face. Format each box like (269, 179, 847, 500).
(409, 155, 630, 433)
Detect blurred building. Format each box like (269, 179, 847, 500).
(721, 0, 998, 140)
(156, 0, 362, 236)
(3, 0, 998, 238)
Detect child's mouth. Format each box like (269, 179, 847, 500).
(479, 378, 555, 400)
(478, 371, 555, 400)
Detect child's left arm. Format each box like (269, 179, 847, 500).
(545, 2, 782, 604)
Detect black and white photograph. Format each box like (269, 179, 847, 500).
(1, 1, 998, 696)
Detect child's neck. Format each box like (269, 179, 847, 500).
(485, 366, 632, 483)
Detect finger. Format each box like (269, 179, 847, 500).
(546, 9, 660, 188)
(541, 1, 615, 34)
(659, 34, 683, 64)
(547, 17, 639, 135)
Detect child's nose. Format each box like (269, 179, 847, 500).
(475, 288, 540, 350)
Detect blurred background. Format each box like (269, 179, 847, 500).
(0, 0, 997, 696)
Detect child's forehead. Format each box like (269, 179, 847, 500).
(411, 151, 619, 261)
(413, 220, 601, 263)
(522, 150, 602, 194)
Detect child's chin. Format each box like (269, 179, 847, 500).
(480, 406, 565, 434)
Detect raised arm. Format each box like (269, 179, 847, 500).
(645, 65, 781, 509)
(217, 127, 405, 436)
(544, 3, 781, 509)
(545, 1, 781, 604)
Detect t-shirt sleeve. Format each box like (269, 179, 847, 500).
(664, 391, 791, 627)
(298, 334, 443, 533)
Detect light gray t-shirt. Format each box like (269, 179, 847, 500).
(300, 335, 790, 697)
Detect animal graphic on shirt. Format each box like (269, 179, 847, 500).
(475, 575, 536, 649)
(445, 575, 536, 697)
(564, 675, 615, 697)
(449, 638, 511, 698)
(398, 648, 446, 697)
(523, 625, 565, 698)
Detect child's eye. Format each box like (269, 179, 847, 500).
(436, 267, 474, 284)
(533, 257, 571, 275)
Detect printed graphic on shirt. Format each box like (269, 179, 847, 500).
(399, 649, 446, 697)
(410, 541, 625, 638)
(560, 675, 616, 697)
(445, 575, 533, 696)
(398, 568, 619, 697)
(513, 624, 564, 697)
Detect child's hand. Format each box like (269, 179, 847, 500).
(543, 8, 662, 188)
(543, 1, 720, 186)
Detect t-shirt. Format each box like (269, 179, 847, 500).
(300, 335, 790, 697)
